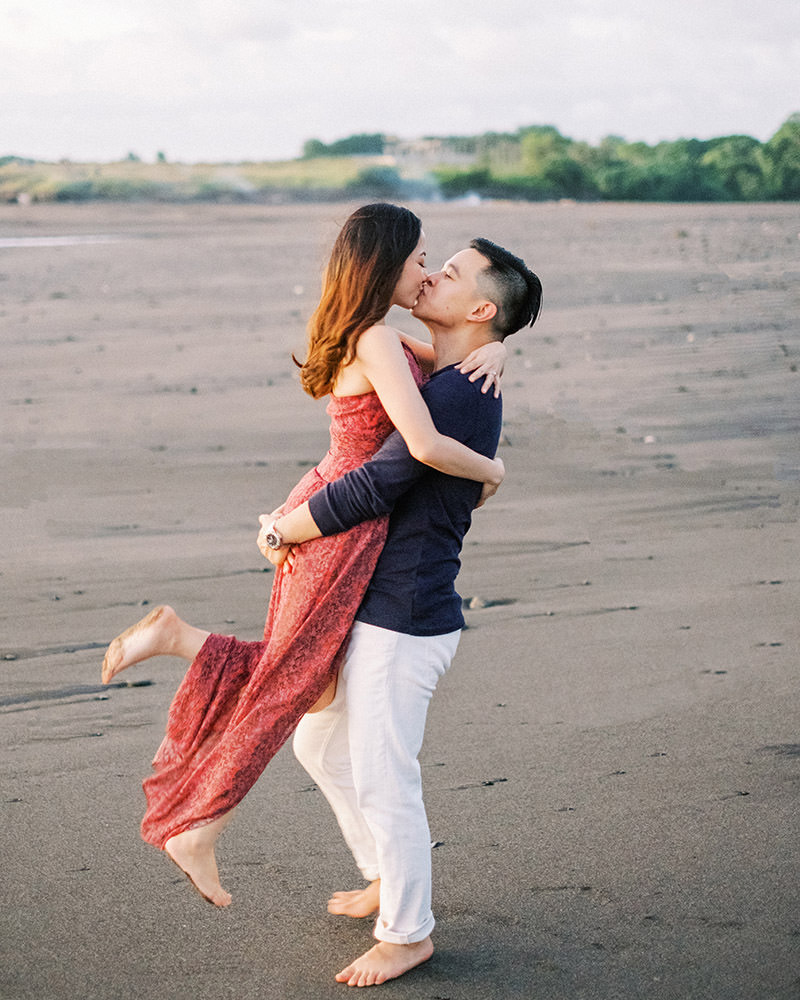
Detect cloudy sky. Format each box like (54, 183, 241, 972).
(2, 0, 797, 163)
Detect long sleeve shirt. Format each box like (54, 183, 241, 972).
(308, 363, 503, 636)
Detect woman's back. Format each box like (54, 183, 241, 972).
(318, 346, 425, 482)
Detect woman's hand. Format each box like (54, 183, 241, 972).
(268, 545, 296, 573)
(488, 456, 505, 487)
(475, 457, 505, 508)
(257, 509, 295, 573)
(458, 341, 508, 398)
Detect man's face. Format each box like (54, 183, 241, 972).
(411, 247, 488, 327)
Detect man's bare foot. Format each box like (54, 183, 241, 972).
(328, 879, 380, 918)
(164, 819, 232, 908)
(102, 605, 208, 684)
(335, 938, 433, 987)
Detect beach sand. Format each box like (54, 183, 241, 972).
(1, 200, 798, 999)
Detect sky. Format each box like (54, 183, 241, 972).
(2, 0, 798, 163)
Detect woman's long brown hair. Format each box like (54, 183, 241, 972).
(298, 203, 422, 399)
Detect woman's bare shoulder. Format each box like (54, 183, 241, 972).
(355, 323, 404, 356)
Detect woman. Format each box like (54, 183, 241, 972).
(101, 203, 506, 907)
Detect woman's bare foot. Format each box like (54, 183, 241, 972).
(335, 938, 433, 987)
(101, 605, 208, 684)
(164, 815, 232, 908)
(328, 878, 380, 917)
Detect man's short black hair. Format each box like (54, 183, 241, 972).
(470, 238, 543, 340)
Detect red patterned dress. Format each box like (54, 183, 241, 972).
(141, 350, 425, 848)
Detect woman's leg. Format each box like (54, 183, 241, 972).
(102, 605, 209, 684)
(306, 674, 337, 713)
(164, 810, 235, 907)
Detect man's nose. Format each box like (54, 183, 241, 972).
(424, 271, 439, 286)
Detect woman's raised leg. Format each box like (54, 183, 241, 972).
(101, 605, 209, 684)
(164, 810, 235, 907)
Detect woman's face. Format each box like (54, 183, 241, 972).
(390, 232, 428, 310)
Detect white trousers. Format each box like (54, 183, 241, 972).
(293, 620, 460, 944)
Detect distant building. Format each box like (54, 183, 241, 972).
(383, 136, 477, 175)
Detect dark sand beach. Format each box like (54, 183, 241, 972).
(1, 200, 798, 999)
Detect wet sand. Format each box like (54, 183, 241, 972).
(1, 200, 798, 999)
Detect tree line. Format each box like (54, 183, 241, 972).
(303, 116, 800, 201)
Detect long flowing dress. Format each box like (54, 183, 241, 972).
(140, 350, 425, 848)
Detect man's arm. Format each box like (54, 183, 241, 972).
(271, 428, 423, 546)
(257, 369, 497, 561)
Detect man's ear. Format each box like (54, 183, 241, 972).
(468, 300, 497, 324)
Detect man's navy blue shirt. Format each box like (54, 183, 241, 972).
(308, 364, 503, 636)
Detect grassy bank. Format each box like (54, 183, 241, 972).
(0, 156, 397, 204)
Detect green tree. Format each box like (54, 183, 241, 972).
(302, 138, 327, 159)
(346, 166, 402, 196)
(433, 168, 491, 198)
(519, 125, 571, 176)
(329, 133, 385, 156)
(303, 133, 386, 158)
(643, 139, 724, 200)
(701, 135, 765, 199)
(761, 114, 800, 199)
(541, 156, 595, 198)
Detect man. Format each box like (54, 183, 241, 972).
(259, 238, 542, 986)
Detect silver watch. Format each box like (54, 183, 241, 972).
(264, 520, 284, 549)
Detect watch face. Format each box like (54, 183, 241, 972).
(266, 532, 281, 549)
